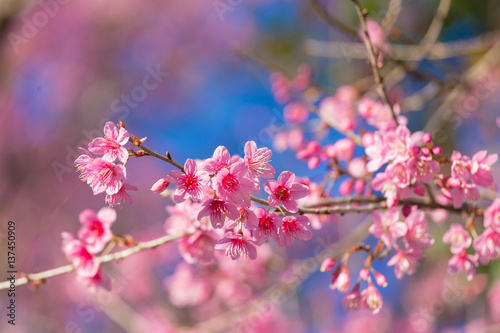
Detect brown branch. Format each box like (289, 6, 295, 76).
(351, 0, 399, 124)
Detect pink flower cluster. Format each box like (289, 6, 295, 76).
(75, 122, 137, 206)
(324, 259, 387, 314)
(270, 64, 312, 105)
(61, 207, 116, 291)
(161, 141, 312, 261)
(443, 199, 500, 281)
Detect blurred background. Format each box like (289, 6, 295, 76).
(0, 0, 500, 332)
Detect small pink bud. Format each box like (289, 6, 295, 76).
(432, 146, 442, 155)
(335, 266, 351, 292)
(413, 184, 425, 196)
(422, 133, 432, 143)
(296, 141, 321, 159)
(150, 178, 170, 194)
(411, 146, 420, 155)
(329, 265, 342, 289)
(339, 178, 354, 196)
(308, 156, 321, 169)
(321, 258, 336, 272)
(342, 284, 361, 311)
(324, 144, 337, 158)
(340, 119, 356, 131)
(354, 179, 365, 194)
(402, 202, 412, 217)
(359, 268, 370, 280)
(421, 147, 430, 157)
(362, 132, 374, 147)
(374, 272, 387, 287)
(283, 103, 309, 124)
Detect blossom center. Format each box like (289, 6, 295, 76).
(275, 185, 291, 200)
(221, 174, 239, 192)
(182, 175, 199, 191)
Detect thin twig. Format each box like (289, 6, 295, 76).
(351, 0, 399, 124)
(0, 232, 189, 291)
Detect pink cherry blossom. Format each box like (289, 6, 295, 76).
(214, 231, 257, 260)
(178, 231, 217, 264)
(61, 232, 100, 277)
(361, 283, 383, 314)
(264, 171, 309, 213)
(448, 250, 478, 281)
(244, 140, 276, 180)
(343, 284, 361, 311)
(226, 207, 259, 230)
(446, 179, 480, 209)
(473, 227, 500, 265)
(283, 102, 309, 124)
(404, 208, 434, 250)
(450, 151, 471, 180)
(485, 199, 500, 230)
(78, 207, 116, 253)
(348, 158, 367, 179)
(319, 95, 356, 131)
(333, 138, 355, 161)
(78, 156, 126, 195)
(383, 125, 412, 163)
(202, 145, 240, 175)
(88, 121, 130, 163)
(253, 208, 282, 245)
(168, 159, 210, 203)
(385, 161, 411, 189)
(387, 248, 424, 279)
(150, 177, 170, 194)
(442, 223, 472, 254)
(296, 141, 321, 160)
(372, 171, 411, 207)
(165, 263, 211, 307)
(197, 199, 239, 229)
(408, 155, 440, 183)
(358, 98, 402, 131)
(77, 270, 111, 292)
(365, 131, 386, 172)
(213, 160, 258, 207)
(105, 182, 138, 207)
(369, 208, 407, 247)
(75, 148, 96, 183)
(470, 150, 498, 187)
(164, 201, 201, 234)
(278, 215, 312, 247)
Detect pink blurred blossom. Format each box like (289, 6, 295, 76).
(78, 207, 116, 253)
(61, 232, 100, 277)
(369, 208, 407, 247)
(442, 223, 472, 254)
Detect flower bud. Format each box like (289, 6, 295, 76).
(151, 178, 170, 194)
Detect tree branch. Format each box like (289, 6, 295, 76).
(0, 232, 189, 291)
